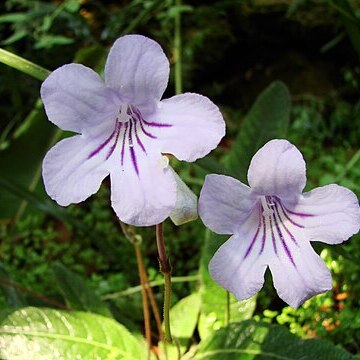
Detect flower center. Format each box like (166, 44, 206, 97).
(242, 195, 314, 268)
(117, 104, 132, 123)
(87, 104, 172, 176)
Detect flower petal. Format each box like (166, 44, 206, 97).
(288, 184, 360, 244)
(209, 210, 268, 300)
(151, 93, 225, 162)
(104, 35, 169, 113)
(41, 64, 116, 134)
(110, 152, 177, 226)
(199, 174, 255, 234)
(269, 238, 332, 308)
(248, 140, 306, 202)
(42, 135, 111, 206)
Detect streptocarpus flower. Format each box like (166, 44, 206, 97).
(41, 35, 225, 226)
(198, 139, 360, 308)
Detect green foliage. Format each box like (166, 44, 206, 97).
(0, 1, 360, 358)
(0, 102, 57, 219)
(198, 231, 256, 340)
(0, 263, 25, 307)
(225, 81, 290, 183)
(0, 307, 147, 360)
(195, 320, 355, 359)
(0, 0, 89, 49)
(52, 262, 113, 318)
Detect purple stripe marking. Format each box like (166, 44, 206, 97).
(273, 211, 296, 268)
(274, 203, 299, 247)
(259, 213, 267, 255)
(128, 121, 139, 175)
(243, 207, 262, 260)
(277, 202, 304, 228)
(139, 119, 157, 139)
(142, 118, 173, 128)
(88, 124, 117, 159)
(132, 119, 146, 153)
(121, 123, 128, 166)
(269, 216, 278, 255)
(282, 205, 314, 218)
(106, 122, 122, 160)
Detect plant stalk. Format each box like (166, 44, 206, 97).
(156, 222, 173, 342)
(0, 48, 50, 81)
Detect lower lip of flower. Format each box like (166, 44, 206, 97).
(86, 104, 172, 175)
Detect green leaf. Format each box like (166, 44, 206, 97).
(0, 307, 146, 360)
(169, 293, 201, 341)
(34, 35, 74, 49)
(224, 81, 290, 183)
(195, 320, 354, 359)
(199, 231, 256, 340)
(52, 262, 113, 318)
(1, 30, 28, 45)
(0, 13, 28, 23)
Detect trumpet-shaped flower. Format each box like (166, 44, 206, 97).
(41, 35, 225, 226)
(199, 139, 360, 308)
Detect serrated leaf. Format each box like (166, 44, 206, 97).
(52, 262, 112, 318)
(199, 231, 256, 340)
(0, 307, 146, 360)
(195, 320, 354, 359)
(225, 81, 290, 183)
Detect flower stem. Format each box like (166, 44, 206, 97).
(174, 0, 183, 95)
(142, 265, 165, 344)
(156, 222, 173, 342)
(0, 48, 50, 81)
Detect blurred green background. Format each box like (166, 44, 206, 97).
(0, 0, 360, 358)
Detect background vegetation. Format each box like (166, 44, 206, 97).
(0, 0, 359, 359)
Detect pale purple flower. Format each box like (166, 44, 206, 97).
(41, 35, 225, 226)
(199, 139, 360, 308)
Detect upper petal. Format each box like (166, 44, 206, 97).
(150, 93, 225, 162)
(110, 150, 177, 227)
(199, 174, 255, 235)
(41, 64, 116, 134)
(104, 35, 169, 113)
(248, 139, 306, 202)
(42, 134, 112, 206)
(287, 184, 360, 244)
